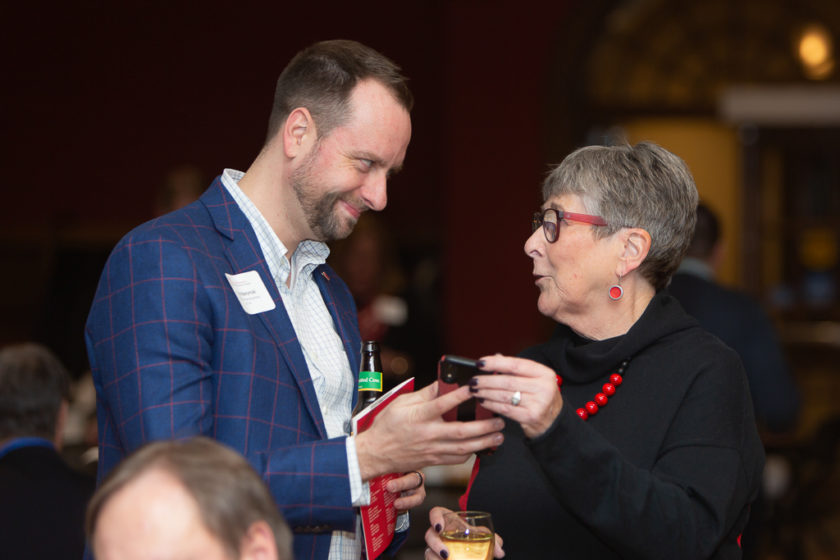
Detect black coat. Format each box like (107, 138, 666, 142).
(0, 443, 95, 559)
(467, 293, 765, 560)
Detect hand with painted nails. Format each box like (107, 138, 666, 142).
(424, 507, 505, 559)
(470, 354, 564, 439)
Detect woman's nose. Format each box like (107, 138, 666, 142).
(524, 227, 544, 257)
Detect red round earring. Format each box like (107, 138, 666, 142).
(609, 276, 623, 300)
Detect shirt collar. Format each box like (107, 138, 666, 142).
(220, 169, 330, 286)
(676, 257, 714, 280)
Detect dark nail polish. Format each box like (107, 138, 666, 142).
(469, 386, 478, 393)
(440, 550, 449, 559)
(477, 360, 486, 368)
(477, 398, 485, 403)
(435, 523, 442, 533)
(468, 377, 478, 387)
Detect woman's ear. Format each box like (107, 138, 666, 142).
(282, 108, 314, 158)
(617, 228, 652, 276)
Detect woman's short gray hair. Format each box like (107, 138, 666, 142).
(543, 141, 698, 291)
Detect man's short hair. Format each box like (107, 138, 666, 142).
(86, 437, 293, 560)
(266, 39, 413, 143)
(0, 343, 71, 441)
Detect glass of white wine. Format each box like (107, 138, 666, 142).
(440, 510, 494, 560)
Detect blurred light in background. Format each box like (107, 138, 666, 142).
(796, 22, 835, 80)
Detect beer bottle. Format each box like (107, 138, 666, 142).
(352, 340, 383, 417)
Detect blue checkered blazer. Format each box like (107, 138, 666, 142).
(85, 177, 368, 559)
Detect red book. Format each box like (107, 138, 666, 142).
(351, 377, 415, 559)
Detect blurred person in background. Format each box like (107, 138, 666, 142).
(0, 342, 95, 559)
(153, 164, 206, 216)
(329, 213, 442, 388)
(87, 437, 293, 560)
(668, 202, 800, 434)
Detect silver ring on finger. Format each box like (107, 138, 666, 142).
(511, 390, 522, 406)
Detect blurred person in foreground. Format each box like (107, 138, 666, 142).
(87, 437, 293, 560)
(85, 39, 503, 560)
(668, 202, 799, 434)
(425, 142, 765, 559)
(0, 342, 95, 559)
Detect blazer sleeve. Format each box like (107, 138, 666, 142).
(86, 228, 355, 532)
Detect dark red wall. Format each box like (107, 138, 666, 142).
(443, 3, 570, 356)
(1, 3, 448, 232)
(2, 2, 569, 366)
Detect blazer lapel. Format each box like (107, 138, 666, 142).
(314, 264, 362, 408)
(202, 178, 328, 439)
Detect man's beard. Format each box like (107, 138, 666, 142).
(291, 152, 360, 242)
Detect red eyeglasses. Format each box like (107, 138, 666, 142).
(531, 208, 608, 243)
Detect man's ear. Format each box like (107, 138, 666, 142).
(617, 228, 652, 276)
(710, 239, 726, 275)
(239, 521, 279, 560)
(282, 108, 315, 158)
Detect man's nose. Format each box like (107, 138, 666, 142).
(360, 172, 388, 211)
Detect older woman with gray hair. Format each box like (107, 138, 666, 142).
(425, 142, 764, 559)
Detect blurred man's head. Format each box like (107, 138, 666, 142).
(0, 343, 71, 447)
(87, 438, 293, 560)
(685, 202, 721, 261)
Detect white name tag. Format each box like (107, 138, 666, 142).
(225, 270, 276, 315)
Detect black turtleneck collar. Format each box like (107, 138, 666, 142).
(521, 291, 697, 384)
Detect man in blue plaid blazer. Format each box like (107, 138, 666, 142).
(85, 40, 505, 560)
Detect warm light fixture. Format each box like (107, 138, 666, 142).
(796, 23, 835, 80)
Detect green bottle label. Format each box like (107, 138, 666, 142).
(358, 371, 383, 392)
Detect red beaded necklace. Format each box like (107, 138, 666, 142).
(555, 358, 631, 420)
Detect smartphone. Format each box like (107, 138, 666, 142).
(437, 355, 495, 422)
